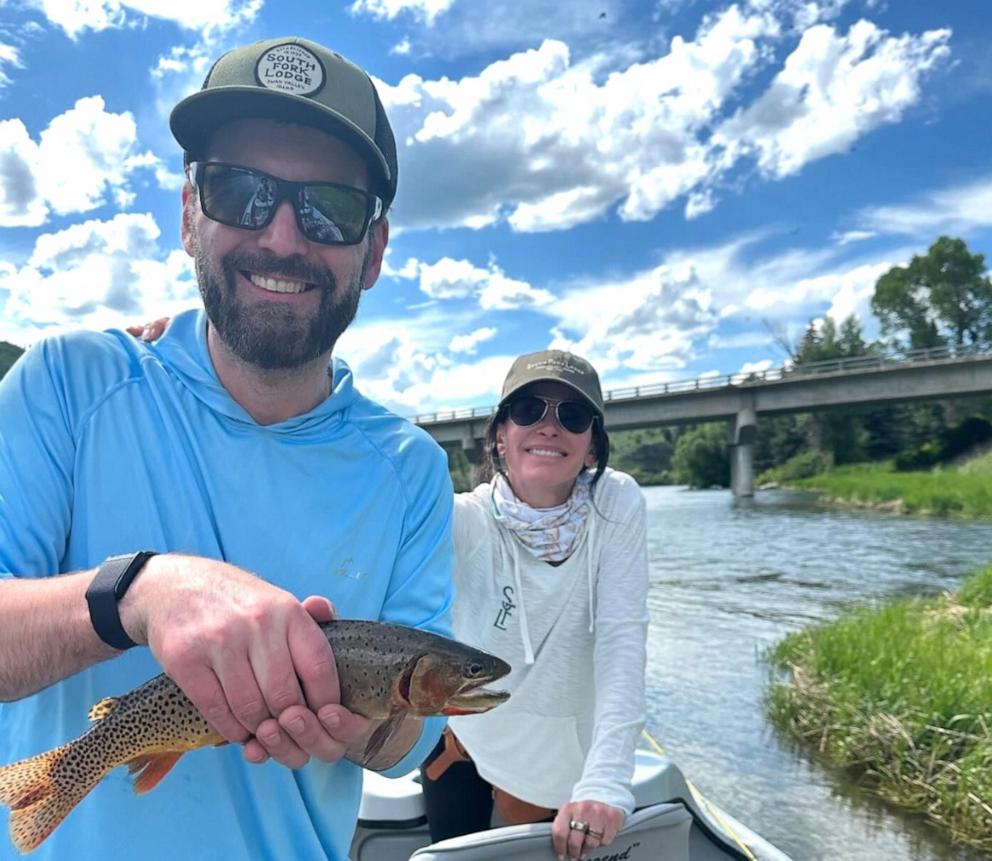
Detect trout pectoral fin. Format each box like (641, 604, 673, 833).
(127, 752, 183, 795)
(361, 711, 407, 767)
(88, 696, 122, 722)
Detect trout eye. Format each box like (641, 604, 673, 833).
(464, 660, 484, 678)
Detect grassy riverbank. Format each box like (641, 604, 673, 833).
(786, 453, 992, 517)
(767, 566, 992, 850)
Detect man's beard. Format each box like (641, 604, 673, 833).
(194, 246, 369, 370)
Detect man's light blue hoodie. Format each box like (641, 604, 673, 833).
(0, 308, 453, 860)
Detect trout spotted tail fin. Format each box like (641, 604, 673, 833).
(0, 744, 99, 854)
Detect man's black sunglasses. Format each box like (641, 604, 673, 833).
(188, 161, 383, 246)
(506, 395, 597, 435)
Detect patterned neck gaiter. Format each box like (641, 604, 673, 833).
(490, 471, 592, 562)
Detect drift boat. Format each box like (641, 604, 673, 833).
(350, 746, 793, 861)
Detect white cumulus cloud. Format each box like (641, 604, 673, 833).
(0, 43, 23, 88)
(350, 0, 455, 24)
(715, 20, 951, 179)
(335, 309, 513, 416)
(30, 0, 262, 38)
(0, 97, 162, 227)
(379, 7, 950, 233)
(392, 256, 555, 309)
(0, 213, 197, 341)
(543, 260, 721, 377)
(449, 326, 497, 354)
(854, 175, 992, 237)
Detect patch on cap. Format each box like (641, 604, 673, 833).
(254, 43, 325, 97)
(526, 356, 590, 376)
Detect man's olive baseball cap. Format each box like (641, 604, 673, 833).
(499, 350, 605, 418)
(170, 37, 398, 207)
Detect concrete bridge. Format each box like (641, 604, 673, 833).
(413, 345, 992, 497)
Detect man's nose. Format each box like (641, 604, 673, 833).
(257, 200, 309, 256)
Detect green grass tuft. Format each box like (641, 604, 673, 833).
(791, 461, 992, 518)
(767, 567, 992, 849)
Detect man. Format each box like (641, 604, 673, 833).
(0, 37, 453, 860)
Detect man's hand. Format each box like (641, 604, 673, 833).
(244, 702, 373, 768)
(242, 596, 373, 768)
(119, 554, 354, 769)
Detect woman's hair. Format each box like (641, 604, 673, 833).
(480, 398, 611, 489)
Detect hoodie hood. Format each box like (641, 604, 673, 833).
(150, 308, 358, 434)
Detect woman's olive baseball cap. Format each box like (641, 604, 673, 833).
(170, 37, 397, 207)
(499, 350, 605, 418)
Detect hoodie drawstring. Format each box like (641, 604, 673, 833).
(586, 513, 596, 633)
(510, 541, 536, 665)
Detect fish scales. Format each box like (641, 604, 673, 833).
(0, 620, 510, 855)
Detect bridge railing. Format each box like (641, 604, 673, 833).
(412, 343, 992, 425)
(413, 405, 498, 424)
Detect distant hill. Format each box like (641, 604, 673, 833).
(0, 341, 24, 380)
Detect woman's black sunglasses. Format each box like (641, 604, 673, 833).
(506, 395, 597, 435)
(189, 161, 383, 246)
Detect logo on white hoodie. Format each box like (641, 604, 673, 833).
(493, 584, 516, 629)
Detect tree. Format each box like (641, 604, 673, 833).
(789, 314, 874, 463)
(837, 314, 869, 357)
(0, 341, 24, 381)
(871, 236, 992, 351)
(442, 444, 476, 492)
(754, 414, 807, 475)
(672, 423, 730, 488)
(794, 314, 872, 365)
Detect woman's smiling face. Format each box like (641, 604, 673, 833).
(496, 381, 597, 508)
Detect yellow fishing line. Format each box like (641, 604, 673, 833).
(640, 729, 758, 861)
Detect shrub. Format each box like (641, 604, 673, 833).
(758, 449, 833, 484)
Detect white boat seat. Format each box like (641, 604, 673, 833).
(408, 802, 693, 861)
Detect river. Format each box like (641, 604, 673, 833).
(642, 485, 992, 861)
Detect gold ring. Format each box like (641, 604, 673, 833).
(568, 819, 589, 833)
(587, 828, 604, 840)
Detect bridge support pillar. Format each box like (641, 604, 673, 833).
(728, 404, 757, 499)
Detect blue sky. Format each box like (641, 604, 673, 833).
(1, 0, 990, 416)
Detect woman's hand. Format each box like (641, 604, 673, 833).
(126, 317, 170, 342)
(552, 800, 624, 860)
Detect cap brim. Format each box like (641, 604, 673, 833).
(500, 378, 604, 417)
(170, 87, 392, 196)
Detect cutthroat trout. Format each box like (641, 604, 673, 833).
(0, 620, 510, 854)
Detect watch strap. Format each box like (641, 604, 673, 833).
(85, 551, 157, 650)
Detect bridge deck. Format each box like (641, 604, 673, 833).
(414, 346, 992, 444)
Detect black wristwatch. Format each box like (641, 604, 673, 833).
(85, 551, 158, 650)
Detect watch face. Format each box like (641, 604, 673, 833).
(113, 551, 157, 598)
(86, 552, 157, 650)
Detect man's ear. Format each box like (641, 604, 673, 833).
(180, 183, 196, 257)
(584, 445, 597, 469)
(361, 217, 389, 291)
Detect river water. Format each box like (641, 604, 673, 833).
(642, 485, 992, 861)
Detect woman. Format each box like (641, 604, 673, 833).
(421, 350, 649, 861)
